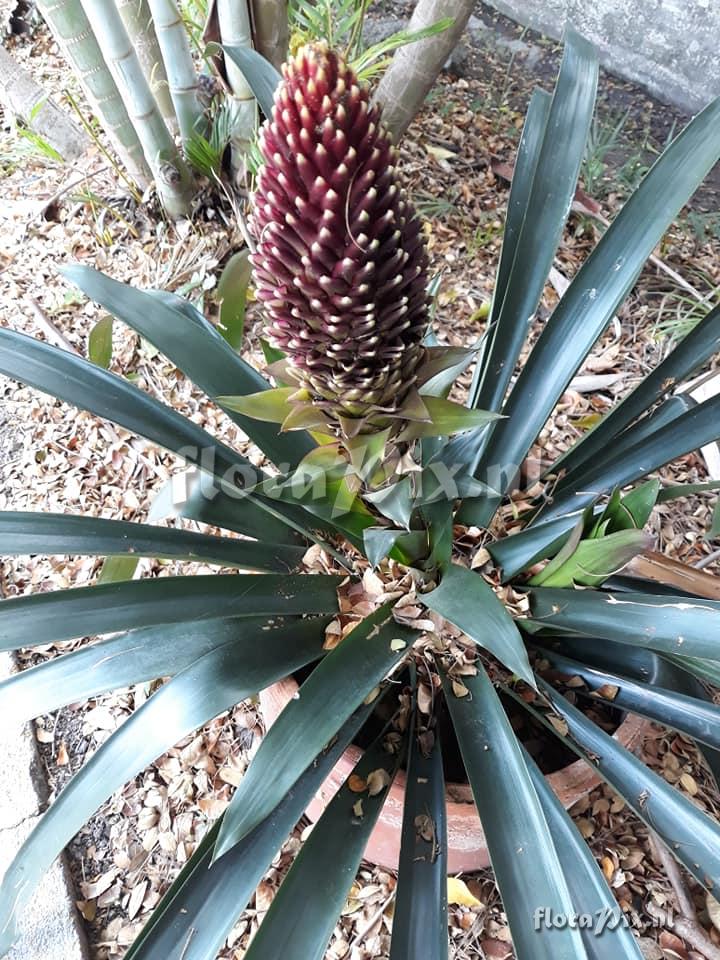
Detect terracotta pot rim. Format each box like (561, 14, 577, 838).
(259, 675, 648, 872)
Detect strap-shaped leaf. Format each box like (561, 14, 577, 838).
(558, 393, 694, 488)
(0, 573, 340, 650)
(547, 635, 720, 790)
(0, 327, 263, 486)
(537, 394, 720, 525)
(242, 730, 404, 960)
(223, 45, 281, 118)
(62, 266, 313, 468)
(389, 721, 447, 960)
(124, 697, 378, 960)
(1, 616, 317, 725)
(537, 679, 720, 895)
(551, 302, 720, 479)
(523, 748, 643, 960)
(529, 587, 720, 660)
(0, 620, 328, 954)
(443, 666, 588, 960)
(485, 89, 552, 348)
(168, 469, 305, 545)
(422, 563, 534, 684)
(489, 511, 585, 581)
(214, 604, 416, 858)
(471, 32, 597, 414)
(0, 512, 305, 571)
(474, 90, 720, 508)
(528, 528, 651, 588)
(541, 647, 720, 750)
(0, 327, 319, 543)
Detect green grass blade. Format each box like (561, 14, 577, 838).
(62, 265, 314, 468)
(444, 666, 588, 960)
(214, 604, 416, 858)
(422, 563, 534, 684)
(0, 623, 328, 954)
(0, 512, 305, 571)
(0, 573, 340, 650)
(242, 730, 404, 960)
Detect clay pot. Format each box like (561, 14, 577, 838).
(260, 678, 648, 873)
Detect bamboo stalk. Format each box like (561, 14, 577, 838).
(80, 0, 195, 217)
(37, 0, 151, 185)
(217, 0, 257, 178)
(373, 0, 475, 142)
(116, 0, 177, 130)
(146, 0, 205, 144)
(0, 44, 89, 161)
(249, 0, 289, 71)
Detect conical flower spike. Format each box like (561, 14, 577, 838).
(250, 42, 430, 437)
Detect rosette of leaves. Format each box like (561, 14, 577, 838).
(2, 28, 720, 960)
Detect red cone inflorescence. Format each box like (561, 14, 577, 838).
(250, 42, 430, 433)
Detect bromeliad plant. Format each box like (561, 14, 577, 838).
(3, 30, 720, 960)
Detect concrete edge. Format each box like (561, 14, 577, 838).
(0, 651, 89, 960)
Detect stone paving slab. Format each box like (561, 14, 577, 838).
(0, 653, 88, 960)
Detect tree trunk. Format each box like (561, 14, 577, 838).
(249, 0, 288, 72)
(146, 0, 205, 144)
(116, 0, 177, 130)
(0, 43, 89, 160)
(37, 0, 151, 185)
(216, 0, 256, 179)
(81, 0, 195, 217)
(372, 0, 475, 142)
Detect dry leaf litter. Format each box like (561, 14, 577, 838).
(2, 3, 720, 958)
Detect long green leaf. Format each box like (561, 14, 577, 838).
(124, 697, 378, 960)
(472, 90, 720, 516)
(389, 721, 447, 960)
(489, 511, 586, 581)
(536, 394, 720, 525)
(545, 636, 720, 788)
(422, 563, 534, 684)
(0, 512, 305, 571)
(537, 679, 720, 894)
(0, 616, 317, 725)
(242, 730, 403, 960)
(471, 32, 597, 414)
(529, 587, 720, 660)
(0, 327, 263, 486)
(551, 302, 720, 479)
(167, 469, 305, 545)
(465, 86, 550, 442)
(524, 748, 643, 959)
(214, 604, 416, 858)
(62, 265, 313, 468)
(0, 573, 340, 650)
(0, 322, 320, 546)
(0, 621, 328, 954)
(222, 45, 280, 118)
(541, 647, 720, 750)
(444, 666, 588, 960)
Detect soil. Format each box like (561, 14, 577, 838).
(1, 2, 720, 959)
